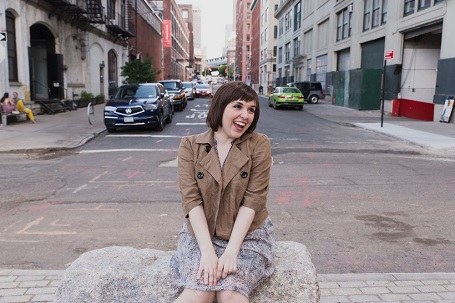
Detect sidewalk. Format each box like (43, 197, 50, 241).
(1, 269, 454, 302)
(1, 101, 455, 302)
(0, 105, 105, 153)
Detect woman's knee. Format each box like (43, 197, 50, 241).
(216, 290, 249, 303)
(174, 289, 215, 303)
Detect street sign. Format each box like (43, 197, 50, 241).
(0, 32, 6, 42)
(384, 50, 394, 60)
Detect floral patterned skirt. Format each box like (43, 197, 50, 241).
(169, 217, 275, 299)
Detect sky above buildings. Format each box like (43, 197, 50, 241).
(177, 0, 234, 59)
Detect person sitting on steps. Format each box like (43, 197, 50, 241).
(1, 93, 18, 113)
(12, 92, 36, 123)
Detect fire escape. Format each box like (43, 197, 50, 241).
(44, 0, 105, 27)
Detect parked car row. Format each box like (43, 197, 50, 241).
(104, 79, 204, 133)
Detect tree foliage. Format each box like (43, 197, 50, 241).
(120, 59, 161, 84)
(217, 65, 233, 77)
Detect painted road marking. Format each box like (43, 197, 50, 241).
(16, 217, 77, 235)
(106, 134, 183, 138)
(0, 239, 42, 243)
(79, 148, 178, 154)
(176, 123, 206, 125)
(72, 184, 87, 194)
(159, 157, 178, 167)
(69, 203, 120, 211)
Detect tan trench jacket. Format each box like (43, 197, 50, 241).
(178, 129, 272, 240)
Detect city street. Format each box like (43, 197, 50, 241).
(0, 95, 454, 275)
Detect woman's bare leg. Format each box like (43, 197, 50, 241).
(173, 289, 216, 303)
(216, 290, 249, 303)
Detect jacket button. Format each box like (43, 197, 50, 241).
(197, 172, 204, 179)
(240, 171, 248, 178)
(205, 145, 211, 152)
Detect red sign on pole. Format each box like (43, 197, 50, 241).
(163, 20, 171, 48)
(384, 50, 394, 60)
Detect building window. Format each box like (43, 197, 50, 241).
(279, 47, 283, 63)
(285, 42, 291, 62)
(363, 0, 387, 32)
(285, 10, 292, 31)
(247, 12, 251, 19)
(273, 46, 277, 57)
(306, 58, 312, 80)
(246, 34, 250, 42)
(6, 11, 18, 82)
(247, 23, 250, 30)
(382, 0, 388, 24)
(293, 37, 300, 57)
(418, 0, 431, 10)
(246, 45, 250, 52)
(279, 18, 284, 36)
(363, 0, 371, 31)
(316, 54, 327, 88)
(372, 0, 380, 27)
(337, 6, 352, 41)
(107, 0, 116, 19)
(274, 25, 278, 38)
(294, 1, 301, 31)
(404, 0, 415, 15)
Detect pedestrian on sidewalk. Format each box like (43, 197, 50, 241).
(170, 81, 275, 303)
(12, 92, 36, 123)
(1, 93, 18, 113)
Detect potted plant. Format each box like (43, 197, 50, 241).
(79, 91, 94, 108)
(95, 94, 105, 104)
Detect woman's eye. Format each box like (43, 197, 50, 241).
(233, 104, 242, 109)
(248, 107, 256, 113)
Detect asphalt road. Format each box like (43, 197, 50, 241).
(0, 94, 454, 274)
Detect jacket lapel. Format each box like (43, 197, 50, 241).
(222, 142, 249, 189)
(196, 130, 222, 184)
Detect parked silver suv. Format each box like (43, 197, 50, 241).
(287, 81, 325, 104)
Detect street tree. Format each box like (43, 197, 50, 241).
(120, 59, 161, 84)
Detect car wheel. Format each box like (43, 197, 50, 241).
(156, 113, 165, 131)
(298, 106, 303, 111)
(165, 110, 173, 123)
(273, 101, 278, 109)
(268, 98, 272, 107)
(106, 127, 116, 133)
(308, 95, 319, 104)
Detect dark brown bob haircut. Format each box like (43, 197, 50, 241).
(206, 81, 260, 134)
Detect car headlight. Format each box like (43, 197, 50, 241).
(143, 104, 157, 110)
(104, 106, 116, 112)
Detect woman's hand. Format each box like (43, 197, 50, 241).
(216, 250, 238, 280)
(197, 250, 219, 286)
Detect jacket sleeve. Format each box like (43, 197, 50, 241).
(178, 137, 203, 217)
(241, 134, 272, 212)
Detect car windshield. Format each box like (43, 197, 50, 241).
(135, 86, 157, 98)
(182, 82, 193, 88)
(161, 82, 179, 91)
(197, 84, 209, 89)
(114, 87, 138, 99)
(282, 87, 300, 93)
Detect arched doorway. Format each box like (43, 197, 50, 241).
(29, 24, 63, 100)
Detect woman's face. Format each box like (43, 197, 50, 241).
(219, 99, 256, 140)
